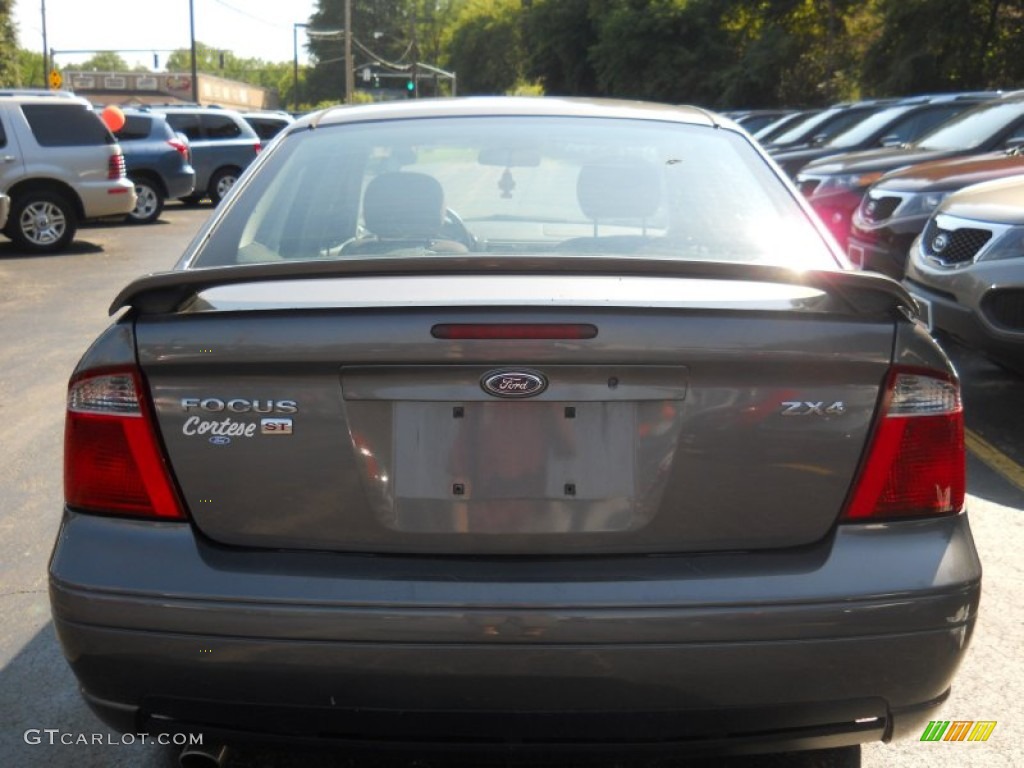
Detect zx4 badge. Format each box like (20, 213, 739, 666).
(780, 401, 846, 416)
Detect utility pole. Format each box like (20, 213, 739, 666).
(293, 22, 308, 112)
(344, 0, 354, 103)
(189, 0, 198, 103)
(40, 0, 49, 88)
(410, 14, 418, 98)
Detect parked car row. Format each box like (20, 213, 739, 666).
(0, 91, 292, 253)
(732, 92, 1024, 374)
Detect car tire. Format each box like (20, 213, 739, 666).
(126, 176, 164, 225)
(208, 167, 241, 205)
(4, 189, 78, 253)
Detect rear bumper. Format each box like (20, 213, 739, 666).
(157, 166, 196, 200)
(79, 179, 137, 219)
(50, 510, 981, 751)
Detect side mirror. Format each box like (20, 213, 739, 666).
(879, 134, 903, 147)
(810, 133, 828, 147)
(1004, 137, 1024, 151)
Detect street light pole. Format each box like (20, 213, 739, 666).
(293, 22, 308, 112)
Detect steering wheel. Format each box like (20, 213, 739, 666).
(441, 207, 477, 250)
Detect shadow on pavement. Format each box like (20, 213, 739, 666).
(0, 240, 104, 260)
(0, 619, 177, 768)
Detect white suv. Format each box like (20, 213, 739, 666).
(0, 92, 135, 253)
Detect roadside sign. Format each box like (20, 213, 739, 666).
(49, 69, 62, 90)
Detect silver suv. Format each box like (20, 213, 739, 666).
(0, 92, 135, 253)
(905, 175, 1024, 374)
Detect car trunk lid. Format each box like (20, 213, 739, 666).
(128, 262, 905, 555)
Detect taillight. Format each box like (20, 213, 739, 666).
(254, 142, 262, 155)
(167, 138, 190, 161)
(108, 153, 126, 180)
(842, 368, 964, 521)
(65, 368, 186, 520)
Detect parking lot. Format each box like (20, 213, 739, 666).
(1, 205, 1022, 767)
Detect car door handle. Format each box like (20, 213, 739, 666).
(2, 155, 17, 163)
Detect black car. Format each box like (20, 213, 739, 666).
(772, 96, 995, 178)
(115, 110, 196, 224)
(762, 100, 898, 152)
(753, 109, 822, 144)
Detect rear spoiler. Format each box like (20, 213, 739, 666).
(111, 256, 917, 319)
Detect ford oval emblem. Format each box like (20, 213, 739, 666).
(209, 436, 232, 445)
(481, 370, 548, 399)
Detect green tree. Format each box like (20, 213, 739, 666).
(862, 0, 1024, 95)
(0, 0, 20, 86)
(76, 51, 132, 72)
(17, 48, 45, 89)
(522, 0, 597, 96)
(715, 0, 872, 107)
(446, 0, 524, 95)
(586, 0, 736, 104)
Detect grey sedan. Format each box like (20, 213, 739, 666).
(51, 97, 979, 766)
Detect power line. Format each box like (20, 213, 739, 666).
(351, 37, 414, 70)
(209, 0, 281, 28)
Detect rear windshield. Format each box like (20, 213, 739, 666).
(245, 117, 289, 140)
(116, 115, 152, 141)
(22, 104, 114, 146)
(825, 105, 912, 148)
(163, 112, 201, 140)
(202, 114, 243, 139)
(193, 115, 836, 270)
(770, 107, 845, 145)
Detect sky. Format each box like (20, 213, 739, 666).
(13, 0, 319, 70)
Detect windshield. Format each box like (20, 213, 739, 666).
(755, 110, 817, 141)
(916, 100, 1024, 150)
(193, 115, 835, 270)
(825, 105, 912, 148)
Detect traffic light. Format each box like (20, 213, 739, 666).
(406, 79, 415, 93)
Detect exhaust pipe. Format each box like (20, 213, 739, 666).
(179, 742, 230, 768)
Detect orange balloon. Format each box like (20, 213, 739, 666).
(101, 105, 126, 132)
